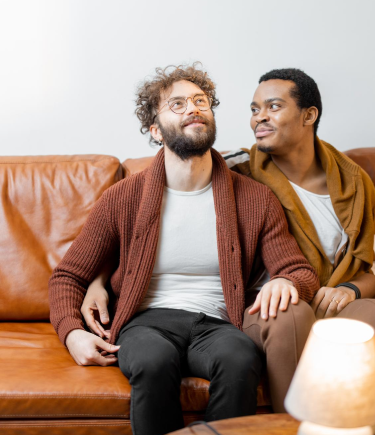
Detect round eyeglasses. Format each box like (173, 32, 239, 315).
(153, 94, 212, 122)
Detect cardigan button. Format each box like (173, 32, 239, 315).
(128, 270, 132, 275)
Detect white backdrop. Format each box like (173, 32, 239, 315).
(0, 0, 374, 161)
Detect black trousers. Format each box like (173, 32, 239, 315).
(116, 308, 262, 435)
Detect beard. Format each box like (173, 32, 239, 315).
(158, 115, 216, 161)
(257, 143, 276, 154)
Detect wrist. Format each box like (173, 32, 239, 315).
(271, 277, 294, 287)
(335, 282, 361, 299)
(66, 328, 85, 347)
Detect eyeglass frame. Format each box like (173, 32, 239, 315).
(152, 93, 212, 123)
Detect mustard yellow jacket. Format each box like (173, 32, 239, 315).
(236, 138, 375, 287)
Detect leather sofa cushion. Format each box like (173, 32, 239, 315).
(0, 323, 213, 419)
(0, 155, 123, 321)
(0, 322, 269, 419)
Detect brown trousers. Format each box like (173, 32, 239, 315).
(243, 298, 375, 413)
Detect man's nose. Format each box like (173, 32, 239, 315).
(255, 107, 269, 123)
(185, 98, 200, 116)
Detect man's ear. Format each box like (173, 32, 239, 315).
(303, 106, 318, 127)
(150, 123, 163, 143)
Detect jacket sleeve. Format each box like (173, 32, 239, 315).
(259, 190, 320, 303)
(49, 191, 118, 345)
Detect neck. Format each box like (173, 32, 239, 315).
(270, 135, 327, 193)
(164, 146, 213, 191)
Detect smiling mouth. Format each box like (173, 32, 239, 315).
(255, 129, 274, 138)
(182, 117, 207, 128)
(185, 122, 205, 128)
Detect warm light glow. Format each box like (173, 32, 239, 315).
(298, 421, 372, 435)
(285, 318, 375, 429)
(313, 318, 374, 344)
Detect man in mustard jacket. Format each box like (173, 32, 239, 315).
(224, 68, 375, 412)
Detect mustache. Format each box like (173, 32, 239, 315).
(255, 122, 275, 133)
(181, 115, 207, 128)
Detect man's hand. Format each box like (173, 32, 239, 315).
(310, 286, 356, 319)
(248, 278, 299, 320)
(81, 281, 111, 339)
(65, 329, 120, 366)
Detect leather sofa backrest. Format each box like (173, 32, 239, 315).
(344, 148, 375, 185)
(122, 148, 375, 186)
(0, 155, 123, 321)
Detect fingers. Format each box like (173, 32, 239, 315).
(86, 337, 120, 367)
(248, 279, 298, 320)
(248, 292, 261, 314)
(96, 298, 110, 325)
(260, 288, 272, 320)
(279, 287, 291, 311)
(324, 298, 339, 319)
(313, 287, 354, 319)
(85, 309, 106, 338)
(268, 290, 281, 318)
(290, 287, 299, 305)
(94, 336, 120, 355)
(310, 287, 326, 312)
(94, 352, 118, 366)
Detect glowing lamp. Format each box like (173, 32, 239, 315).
(285, 318, 375, 435)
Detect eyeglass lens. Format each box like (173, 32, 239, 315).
(168, 95, 211, 114)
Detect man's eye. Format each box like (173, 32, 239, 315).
(171, 100, 184, 109)
(251, 107, 259, 114)
(270, 104, 280, 110)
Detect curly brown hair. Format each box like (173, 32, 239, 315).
(135, 62, 220, 145)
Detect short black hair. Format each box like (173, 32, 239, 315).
(259, 68, 322, 135)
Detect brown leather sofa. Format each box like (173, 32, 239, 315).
(0, 148, 373, 434)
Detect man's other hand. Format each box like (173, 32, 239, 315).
(81, 281, 111, 339)
(65, 329, 120, 366)
(248, 278, 299, 320)
(310, 286, 356, 319)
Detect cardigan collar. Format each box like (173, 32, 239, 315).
(134, 147, 239, 241)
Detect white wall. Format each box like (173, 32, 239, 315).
(0, 0, 374, 161)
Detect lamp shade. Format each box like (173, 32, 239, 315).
(285, 318, 375, 428)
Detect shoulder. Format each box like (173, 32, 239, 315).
(222, 148, 250, 168)
(103, 169, 147, 197)
(230, 168, 272, 202)
(222, 148, 252, 176)
(322, 140, 375, 192)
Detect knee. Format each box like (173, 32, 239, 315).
(119, 338, 180, 381)
(213, 334, 262, 379)
(243, 300, 315, 354)
(265, 300, 314, 336)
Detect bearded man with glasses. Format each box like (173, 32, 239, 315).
(49, 63, 319, 435)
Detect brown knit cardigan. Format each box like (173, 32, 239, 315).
(49, 149, 320, 346)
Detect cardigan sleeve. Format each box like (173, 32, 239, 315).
(259, 190, 320, 303)
(49, 191, 119, 345)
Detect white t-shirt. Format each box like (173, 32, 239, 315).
(248, 182, 349, 292)
(289, 181, 348, 265)
(137, 182, 230, 322)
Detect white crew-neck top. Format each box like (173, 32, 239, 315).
(249, 181, 349, 293)
(289, 181, 348, 264)
(137, 182, 230, 322)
